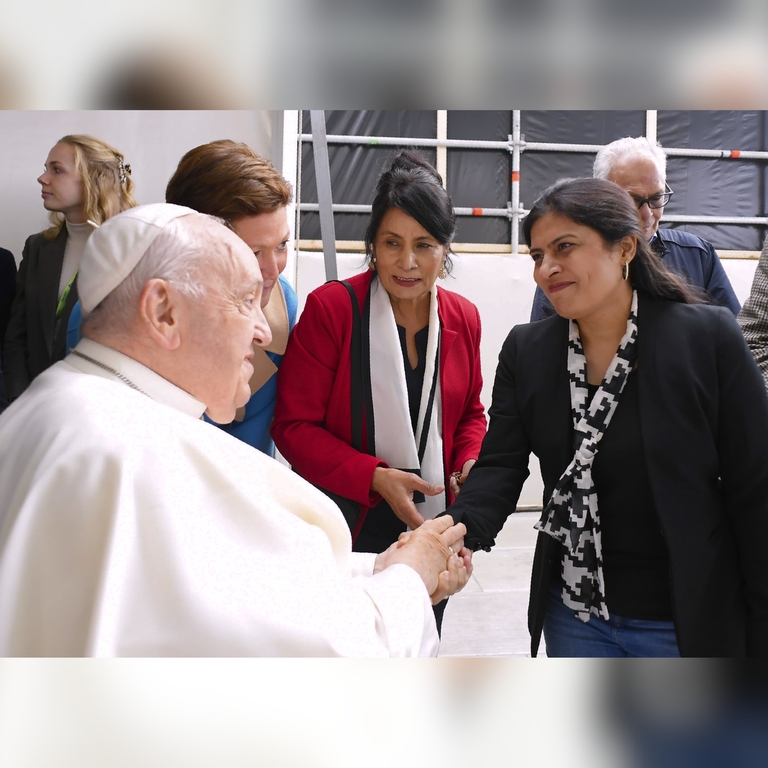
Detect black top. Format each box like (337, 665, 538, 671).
(582, 373, 673, 621)
(397, 324, 429, 434)
(0, 247, 16, 351)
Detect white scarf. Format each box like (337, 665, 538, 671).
(368, 281, 445, 521)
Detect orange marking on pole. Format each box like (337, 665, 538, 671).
(730, 150, 741, 158)
(472, 207, 483, 216)
(511, 171, 520, 182)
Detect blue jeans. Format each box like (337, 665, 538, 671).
(543, 586, 681, 657)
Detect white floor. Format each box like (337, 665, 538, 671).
(438, 510, 548, 657)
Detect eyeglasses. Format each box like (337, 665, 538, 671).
(630, 183, 674, 210)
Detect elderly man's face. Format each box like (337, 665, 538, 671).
(181, 222, 272, 423)
(608, 156, 666, 240)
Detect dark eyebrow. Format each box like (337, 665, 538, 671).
(381, 229, 433, 241)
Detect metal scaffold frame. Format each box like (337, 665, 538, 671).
(298, 111, 768, 258)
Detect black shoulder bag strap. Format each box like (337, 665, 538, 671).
(336, 280, 365, 453)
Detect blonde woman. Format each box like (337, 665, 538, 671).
(3, 135, 138, 401)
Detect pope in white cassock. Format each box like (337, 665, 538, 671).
(0, 204, 471, 657)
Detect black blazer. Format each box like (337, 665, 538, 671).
(450, 293, 768, 657)
(2, 229, 79, 401)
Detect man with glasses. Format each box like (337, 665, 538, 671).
(530, 136, 740, 321)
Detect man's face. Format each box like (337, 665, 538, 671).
(608, 156, 666, 240)
(180, 221, 272, 424)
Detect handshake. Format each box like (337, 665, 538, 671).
(373, 516, 473, 604)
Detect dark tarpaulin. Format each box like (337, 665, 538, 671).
(300, 110, 768, 250)
(658, 111, 768, 250)
(300, 111, 436, 242)
(519, 112, 647, 231)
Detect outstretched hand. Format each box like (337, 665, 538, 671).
(371, 467, 444, 530)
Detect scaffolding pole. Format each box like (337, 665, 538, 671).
(300, 131, 768, 162)
(511, 110, 522, 256)
(298, 116, 768, 256)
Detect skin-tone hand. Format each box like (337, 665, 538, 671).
(370, 467, 444, 530)
(394, 532, 473, 603)
(449, 458, 477, 498)
(373, 516, 467, 597)
(429, 546, 473, 604)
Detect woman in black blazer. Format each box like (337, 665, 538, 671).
(449, 178, 768, 657)
(3, 135, 137, 401)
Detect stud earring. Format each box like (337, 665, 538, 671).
(369, 256, 377, 271)
(438, 263, 447, 280)
(622, 261, 630, 281)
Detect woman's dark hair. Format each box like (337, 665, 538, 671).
(522, 177, 703, 305)
(365, 149, 457, 273)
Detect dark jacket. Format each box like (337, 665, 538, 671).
(3, 229, 78, 401)
(0, 247, 16, 413)
(0, 247, 16, 351)
(450, 293, 768, 657)
(530, 228, 741, 321)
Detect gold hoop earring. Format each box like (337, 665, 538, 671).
(622, 262, 630, 281)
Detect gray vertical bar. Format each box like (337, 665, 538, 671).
(310, 110, 338, 282)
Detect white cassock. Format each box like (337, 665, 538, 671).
(0, 339, 438, 657)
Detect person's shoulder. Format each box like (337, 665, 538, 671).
(278, 274, 299, 319)
(0, 248, 15, 274)
(516, 312, 565, 338)
(436, 284, 480, 320)
(278, 274, 297, 300)
(658, 228, 713, 253)
(642, 293, 731, 329)
(502, 313, 566, 358)
(22, 228, 64, 255)
(307, 270, 372, 307)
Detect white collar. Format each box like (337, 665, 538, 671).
(66, 338, 207, 419)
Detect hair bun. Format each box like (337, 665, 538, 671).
(383, 149, 443, 186)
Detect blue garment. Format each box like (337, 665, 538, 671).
(65, 275, 299, 457)
(205, 275, 298, 456)
(530, 227, 741, 321)
(542, 586, 680, 658)
(66, 299, 82, 352)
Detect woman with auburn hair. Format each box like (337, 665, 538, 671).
(165, 139, 298, 456)
(3, 134, 137, 401)
(449, 177, 768, 658)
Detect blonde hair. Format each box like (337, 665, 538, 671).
(44, 134, 139, 240)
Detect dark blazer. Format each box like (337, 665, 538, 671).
(2, 229, 79, 401)
(0, 247, 16, 351)
(450, 292, 768, 657)
(0, 247, 16, 412)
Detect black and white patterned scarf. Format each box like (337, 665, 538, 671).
(535, 290, 639, 622)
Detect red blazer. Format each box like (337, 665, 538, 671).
(272, 270, 486, 513)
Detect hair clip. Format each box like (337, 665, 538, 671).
(116, 156, 131, 185)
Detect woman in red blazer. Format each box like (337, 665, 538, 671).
(272, 151, 486, 628)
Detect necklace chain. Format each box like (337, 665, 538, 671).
(70, 350, 150, 397)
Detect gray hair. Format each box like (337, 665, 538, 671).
(593, 136, 667, 182)
(82, 214, 229, 339)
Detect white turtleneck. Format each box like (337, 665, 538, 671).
(58, 220, 93, 298)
